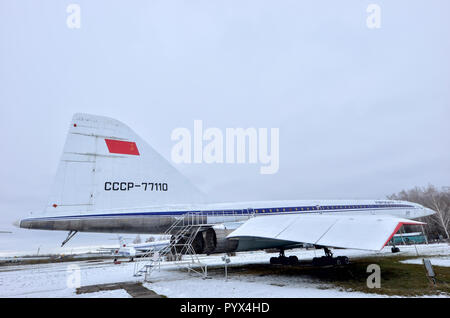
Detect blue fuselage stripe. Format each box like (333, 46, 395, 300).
(24, 204, 415, 221)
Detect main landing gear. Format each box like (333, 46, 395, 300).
(270, 249, 299, 265)
(312, 247, 349, 266)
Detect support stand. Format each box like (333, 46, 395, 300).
(61, 230, 78, 247)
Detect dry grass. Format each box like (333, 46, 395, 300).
(207, 255, 450, 296)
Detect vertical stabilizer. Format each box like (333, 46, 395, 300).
(45, 113, 205, 215)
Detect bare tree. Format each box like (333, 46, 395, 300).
(426, 187, 450, 239)
(388, 185, 450, 240)
(133, 234, 142, 244)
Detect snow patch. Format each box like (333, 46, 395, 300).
(401, 257, 450, 267)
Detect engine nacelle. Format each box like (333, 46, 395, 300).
(201, 226, 238, 255)
(171, 226, 239, 255)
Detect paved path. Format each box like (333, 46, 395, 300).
(77, 281, 165, 298)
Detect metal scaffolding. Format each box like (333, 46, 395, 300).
(133, 212, 210, 281)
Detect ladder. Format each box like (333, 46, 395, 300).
(133, 212, 210, 281)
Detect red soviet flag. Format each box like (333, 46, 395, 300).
(105, 139, 140, 155)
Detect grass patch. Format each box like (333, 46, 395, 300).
(315, 256, 450, 296)
(208, 255, 450, 297)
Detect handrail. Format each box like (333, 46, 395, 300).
(133, 211, 211, 280)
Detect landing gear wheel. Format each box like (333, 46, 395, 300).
(312, 256, 332, 266)
(391, 247, 400, 253)
(270, 250, 298, 266)
(288, 255, 299, 265)
(312, 257, 320, 266)
(337, 256, 349, 265)
(278, 256, 289, 265)
(312, 248, 350, 267)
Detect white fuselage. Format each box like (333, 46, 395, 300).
(20, 199, 434, 234)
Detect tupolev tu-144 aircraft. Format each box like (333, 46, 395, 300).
(20, 114, 435, 266)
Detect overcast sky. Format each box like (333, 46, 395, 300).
(1, 1, 449, 252)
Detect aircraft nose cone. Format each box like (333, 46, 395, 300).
(19, 219, 29, 229)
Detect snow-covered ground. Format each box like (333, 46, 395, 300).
(0, 243, 449, 298)
(401, 256, 450, 267)
(145, 268, 379, 298)
(76, 289, 131, 298)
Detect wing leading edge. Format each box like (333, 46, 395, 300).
(227, 214, 424, 251)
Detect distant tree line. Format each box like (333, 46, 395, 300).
(388, 185, 450, 241)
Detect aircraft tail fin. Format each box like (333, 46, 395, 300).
(118, 236, 126, 247)
(44, 113, 205, 215)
